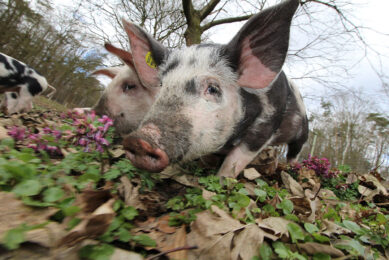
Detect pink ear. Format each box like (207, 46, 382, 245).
(237, 38, 278, 89)
(104, 43, 135, 71)
(224, 0, 299, 89)
(91, 67, 121, 79)
(122, 19, 160, 89)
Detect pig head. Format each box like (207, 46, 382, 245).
(123, 0, 309, 177)
(92, 41, 160, 136)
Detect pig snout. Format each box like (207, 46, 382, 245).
(123, 124, 169, 172)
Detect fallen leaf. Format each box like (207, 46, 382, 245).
(59, 198, 116, 247)
(231, 224, 264, 260)
(0, 192, 56, 237)
(118, 176, 146, 211)
(298, 242, 344, 257)
(243, 168, 261, 180)
(187, 206, 243, 260)
(157, 215, 176, 234)
(256, 217, 291, 238)
(359, 174, 388, 195)
(281, 171, 304, 197)
(202, 189, 216, 200)
(167, 225, 187, 260)
(0, 125, 9, 140)
(322, 220, 351, 237)
(358, 185, 379, 202)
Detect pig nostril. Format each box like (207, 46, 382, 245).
(147, 152, 160, 160)
(120, 113, 124, 117)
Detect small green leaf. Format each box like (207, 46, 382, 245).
(304, 223, 319, 234)
(287, 223, 305, 243)
(12, 179, 42, 197)
(132, 234, 156, 247)
(259, 243, 273, 260)
(277, 199, 294, 215)
(67, 218, 82, 230)
(313, 253, 331, 260)
(121, 206, 138, 221)
(273, 242, 289, 258)
(43, 187, 64, 202)
(63, 205, 80, 216)
(342, 220, 365, 235)
(116, 228, 132, 242)
(254, 188, 267, 202)
(78, 243, 115, 260)
(312, 233, 330, 243)
(2, 227, 26, 250)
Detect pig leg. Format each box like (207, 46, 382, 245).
(286, 136, 307, 164)
(217, 143, 263, 179)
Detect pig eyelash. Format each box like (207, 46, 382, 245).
(122, 83, 136, 92)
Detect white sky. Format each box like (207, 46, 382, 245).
(51, 0, 389, 113)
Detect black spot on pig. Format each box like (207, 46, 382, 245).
(0, 54, 13, 71)
(12, 59, 25, 75)
(161, 58, 179, 76)
(26, 77, 43, 96)
(11, 93, 17, 99)
(184, 79, 197, 95)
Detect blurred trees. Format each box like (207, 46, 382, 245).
(0, 0, 105, 107)
(299, 92, 388, 175)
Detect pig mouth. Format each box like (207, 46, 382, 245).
(123, 136, 169, 173)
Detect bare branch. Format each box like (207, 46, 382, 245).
(201, 14, 252, 31)
(199, 0, 221, 21)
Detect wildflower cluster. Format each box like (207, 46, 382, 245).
(302, 155, 336, 178)
(7, 110, 114, 154)
(7, 126, 62, 155)
(62, 110, 114, 152)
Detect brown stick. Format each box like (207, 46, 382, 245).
(145, 245, 198, 260)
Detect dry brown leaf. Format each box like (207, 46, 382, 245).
(79, 189, 113, 213)
(167, 225, 187, 260)
(111, 247, 144, 260)
(322, 220, 351, 237)
(0, 192, 57, 237)
(298, 242, 344, 257)
(157, 215, 177, 234)
(109, 146, 125, 158)
(359, 174, 388, 195)
(256, 217, 291, 238)
(243, 168, 261, 180)
(202, 189, 216, 200)
(25, 222, 66, 248)
(281, 171, 304, 197)
(231, 224, 264, 260)
(317, 189, 337, 199)
(358, 185, 380, 202)
(187, 206, 243, 260)
(118, 176, 146, 210)
(59, 198, 115, 247)
(0, 125, 9, 140)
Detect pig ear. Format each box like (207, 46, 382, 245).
(104, 43, 135, 71)
(224, 0, 299, 89)
(122, 19, 168, 88)
(91, 67, 122, 79)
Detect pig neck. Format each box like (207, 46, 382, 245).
(220, 71, 292, 153)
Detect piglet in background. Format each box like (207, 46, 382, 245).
(0, 52, 56, 114)
(90, 42, 160, 136)
(123, 0, 309, 178)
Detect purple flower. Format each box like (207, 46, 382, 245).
(7, 126, 27, 141)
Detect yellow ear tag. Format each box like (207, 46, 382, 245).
(145, 52, 157, 69)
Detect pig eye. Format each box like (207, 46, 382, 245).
(122, 84, 136, 92)
(205, 83, 220, 96)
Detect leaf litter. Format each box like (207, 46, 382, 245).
(0, 109, 388, 259)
